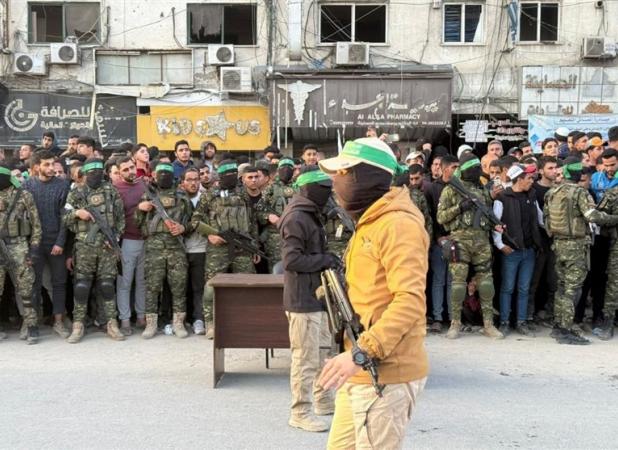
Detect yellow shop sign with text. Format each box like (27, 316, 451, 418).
(137, 106, 271, 151)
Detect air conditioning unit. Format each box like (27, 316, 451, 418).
(220, 67, 252, 93)
(335, 42, 369, 66)
(208, 44, 235, 65)
(432, 0, 442, 9)
(50, 43, 79, 64)
(12, 53, 47, 75)
(582, 37, 616, 59)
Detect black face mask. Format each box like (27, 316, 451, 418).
(219, 173, 238, 190)
(157, 172, 174, 190)
(333, 164, 391, 218)
(85, 169, 103, 190)
(0, 174, 12, 190)
(461, 166, 482, 184)
(301, 183, 332, 208)
(278, 167, 294, 184)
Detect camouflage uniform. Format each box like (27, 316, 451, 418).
(323, 195, 354, 259)
(135, 187, 192, 315)
(437, 181, 495, 322)
(544, 182, 618, 330)
(190, 185, 258, 322)
(0, 186, 42, 328)
(256, 179, 297, 271)
(63, 183, 125, 323)
(590, 186, 618, 321)
(409, 186, 433, 239)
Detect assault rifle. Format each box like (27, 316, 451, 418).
(319, 269, 384, 397)
(79, 191, 123, 275)
(325, 197, 355, 234)
(144, 184, 186, 251)
(197, 222, 267, 260)
(448, 177, 516, 248)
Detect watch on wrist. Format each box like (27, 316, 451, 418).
(352, 346, 370, 368)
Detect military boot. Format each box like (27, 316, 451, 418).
(558, 330, 591, 345)
(106, 319, 126, 341)
(67, 322, 85, 344)
(482, 320, 504, 339)
(445, 320, 461, 339)
(173, 312, 188, 339)
(288, 414, 329, 432)
(597, 318, 614, 341)
(141, 314, 158, 339)
(26, 326, 39, 345)
(19, 321, 28, 340)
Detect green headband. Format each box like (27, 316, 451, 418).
(217, 163, 238, 174)
(82, 161, 104, 173)
(278, 159, 294, 168)
(454, 158, 480, 178)
(563, 162, 583, 179)
(155, 163, 174, 173)
(342, 141, 403, 175)
(0, 167, 21, 188)
(295, 170, 331, 188)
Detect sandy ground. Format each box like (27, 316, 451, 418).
(1, 325, 617, 449)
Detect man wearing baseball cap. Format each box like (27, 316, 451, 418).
(317, 138, 429, 449)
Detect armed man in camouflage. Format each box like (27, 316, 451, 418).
(596, 185, 618, 340)
(323, 194, 354, 259)
(545, 157, 618, 344)
(437, 153, 504, 340)
(256, 157, 297, 272)
(63, 158, 125, 343)
(190, 159, 259, 339)
(0, 164, 42, 344)
(135, 162, 192, 339)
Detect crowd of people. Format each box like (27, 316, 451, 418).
(0, 125, 617, 347)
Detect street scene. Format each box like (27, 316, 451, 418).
(0, 1, 618, 448)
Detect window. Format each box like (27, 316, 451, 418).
(96, 51, 193, 86)
(187, 4, 257, 45)
(28, 3, 100, 44)
(319, 4, 387, 43)
(443, 3, 484, 43)
(519, 2, 558, 42)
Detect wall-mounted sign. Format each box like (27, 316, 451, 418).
(528, 114, 618, 151)
(273, 75, 452, 130)
(0, 92, 136, 148)
(457, 118, 528, 143)
(520, 66, 618, 118)
(137, 106, 271, 151)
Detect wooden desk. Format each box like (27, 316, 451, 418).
(209, 274, 289, 388)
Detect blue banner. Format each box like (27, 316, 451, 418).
(528, 114, 618, 152)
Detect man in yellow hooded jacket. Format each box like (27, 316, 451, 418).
(318, 137, 429, 449)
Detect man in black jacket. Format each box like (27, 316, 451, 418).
(492, 164, 542, 336)
(279, 165, 339, 433)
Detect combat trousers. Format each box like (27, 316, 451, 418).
(264, 232, 282, 273)
(0, 240, 37, 326)
(448, 235, 495, 321)
(73, 241, 117, 323)
(286, 311, 333, 417)
(144, 238, 188, 315)
(553, 238, 589, 330)
(327, 378, 426, 450)
(203, 245, 255, 322)
(116, 239, 146, 321)
(603, 242, 618, 318)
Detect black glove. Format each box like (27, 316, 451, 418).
(27, 246, 41, 267)
(324, 253, 343, 270)
(460, 198, 475, 212)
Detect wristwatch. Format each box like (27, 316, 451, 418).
(352, 346, 370, 368)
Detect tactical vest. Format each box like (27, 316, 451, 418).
(0, 189, 31, 238)
(76, 185, 116, 235)
(271, 182, 296, 216)
(546, 183, 587, 238)
(148, 190, 185, 235)
(209, 188, 251, 233)
(446, 184, 491, 232)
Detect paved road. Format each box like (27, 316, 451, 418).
(1, 325, 617, 449)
